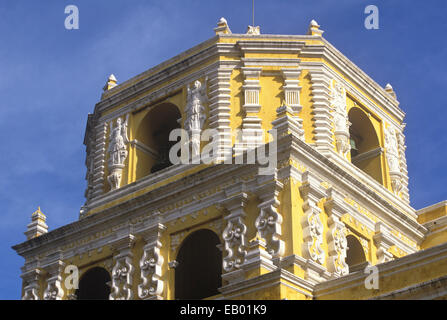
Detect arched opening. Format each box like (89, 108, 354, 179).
(175, 229, 222, 300)
(348, 107, 383, 184)
(346, 235, 366, 269)
(75, 267, 111, 300)
(135, 103, 181, 179)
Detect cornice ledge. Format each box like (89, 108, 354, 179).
(282, 135, 426, 241)
(96, 41, 221, 114)
(99, 35, 219, 101)
(13, 163, 258, 256)
(218, 268, 314, 298)
(236, 40, 305, 53)
(301, 40, 404, 123)
(313, 242, 447, 297)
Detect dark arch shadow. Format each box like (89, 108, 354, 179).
(136, 102, 182, 178)
(75, 267, 111, 300)
(175, 229, 222, 300)
(346, 235, 366, 270)
(348, 106, 383, 184)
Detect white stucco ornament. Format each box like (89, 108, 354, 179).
(107, 115, 129, 190)
(330, 80, 350, 158)
(185, 79, 207, 156)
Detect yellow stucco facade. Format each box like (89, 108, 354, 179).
(13, 18, 447, 300)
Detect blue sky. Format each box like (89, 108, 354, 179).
(0, 0, 446, 299)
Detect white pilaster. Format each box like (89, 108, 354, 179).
(309, 69, 333, 155)
(138, 222, 166, 300)
(220, 192, 248, 283)
(110, 234, 135, 300)
(235, 67, 263, 153)
(43, 260, 65, 300)
(208, 66, 233, 162)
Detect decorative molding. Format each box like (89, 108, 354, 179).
(254, 175, 284, 258)
(90, 122, 108, 199)
(43, 260, 65, 300)
(327, 216, 349, 277)
(220, 192, 248, 273)
(107, 115, 129, 191)
(397, 130, 410, 203)
(309, 69, 333, 155)
(170, 231, 186, 253)
(324, 188, 350, 277)
(374, 222, 395, 263)
(299, 172, 326, 265)
(185, 78, 208, 158)
(272, 104, 304, 141)
(110, 234, 135, 300)
(208, 65, 233, 161)
(246, 25, 260, 35)
(138, 222, 167, 300)
(281, 68, 303, 129)
(235, 67, 263, 152)
(214, 17, 231, 35)
(21, 268, 43, 300)
(384, 125, 403, 196)
(330, 79, 350, 158)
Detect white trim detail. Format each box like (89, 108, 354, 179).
(110, 234, 135, 300)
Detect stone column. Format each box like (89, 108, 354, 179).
(110, 234, 135, 300)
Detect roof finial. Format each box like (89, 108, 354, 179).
(214, 17, 232, 35)
(25, 207, 48, 240)
(246, 0, 260, 35)
(385, 83, 397, 99)
(307, 19, 324, 36)
(103, 74, 118, 91)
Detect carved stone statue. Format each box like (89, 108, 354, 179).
(185, 79, 207, 157)
(107, 115, 129, 190)
(385, 126, 402, 195)
(185, 80, 207, 132)
(330, 80, 350, 157)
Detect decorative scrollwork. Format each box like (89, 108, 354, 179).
(255, 204, 284, 257)
(330, 80, 350, 158)
(110, 256, 134, 300)
(43, 277, 64, 300)
(223, 217, 247, 272)
(327, 219, 348, 276)
(138, 245, 164, 299)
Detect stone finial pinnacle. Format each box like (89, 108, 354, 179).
(103, 74, 118, 91)
(307, 19, 324, 36)
(214, 17, 232, 35)
(25, 207, 48, 240)
(246, 25, 260, 35)
(385, 83, 397, 99)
